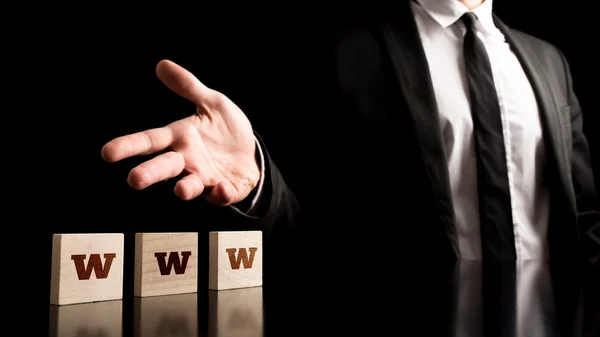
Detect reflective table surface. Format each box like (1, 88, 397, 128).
(45, 260, 598, 337)
(49, 289, 262, 337)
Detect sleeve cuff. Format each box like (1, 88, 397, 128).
(247, 136, 266, 213)
(228, 135, 265, 216)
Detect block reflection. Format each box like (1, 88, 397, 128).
(49, 299, 123, 337)
(208, 287, 263, 337)
(133, 293, 198, 337)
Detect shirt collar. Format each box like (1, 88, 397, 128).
(415, 0, 496, 33)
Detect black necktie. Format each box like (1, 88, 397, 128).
(461, 12, 516, 260)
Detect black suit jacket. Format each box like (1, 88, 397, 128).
(230, 4, 600, 277)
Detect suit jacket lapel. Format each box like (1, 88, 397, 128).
(379, 5, 459, 258)
(493, 16, 574, 206)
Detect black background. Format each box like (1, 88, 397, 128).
(8, 0, 598, 313)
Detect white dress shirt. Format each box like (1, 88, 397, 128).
(412, 0, 550, 260)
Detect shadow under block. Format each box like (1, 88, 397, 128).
(134, 232, 198, 297)
(50, 233, 124, 305)
(49, 299, 123, 337)
(133, 293, 198, 337)
(208, 287, 264, 337)
(208, 231, 262, 290)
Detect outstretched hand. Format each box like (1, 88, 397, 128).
(101, 60, 259, 206)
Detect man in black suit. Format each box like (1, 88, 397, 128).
(102, 0, 599, 271)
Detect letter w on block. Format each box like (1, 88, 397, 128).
(134, 233, 199, 297)
(226, 248, 257, 269)
(71, 253, 116, 280)
(50, 233, 124, 306)
(154, 252, 192, 275)
(209, 231, 263, 290)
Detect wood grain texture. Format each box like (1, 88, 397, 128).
(133, 293, 198, 337)
(208, 287, 263, 337)
(50, 233, 124, 305)
(134, 232, 198, 297)
(208, 231, 262, 290)
(49, 299, 123, 337)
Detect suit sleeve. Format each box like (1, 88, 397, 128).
(560, 52, 600, 266)
(224, 131, 301, 279)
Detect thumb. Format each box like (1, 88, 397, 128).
(155, 59, 215, 106)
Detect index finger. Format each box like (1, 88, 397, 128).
(101, 127, 174, 162)
(155, 59, 217, 106)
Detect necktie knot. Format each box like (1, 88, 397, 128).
(461, 12, 478, 31)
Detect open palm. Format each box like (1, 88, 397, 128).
(101, 60, 259, 206)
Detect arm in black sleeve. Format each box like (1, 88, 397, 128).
(560, 51, 600, 266)
(225, 132, 301, 281)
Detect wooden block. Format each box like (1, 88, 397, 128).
(133, 293, 198, 337)
(208, 287, 263, 337)
(50, 233, 124, 305)
(49, 299, 122, 337)
(209, 231, 262, 290)
(134, 232, 198, 297)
